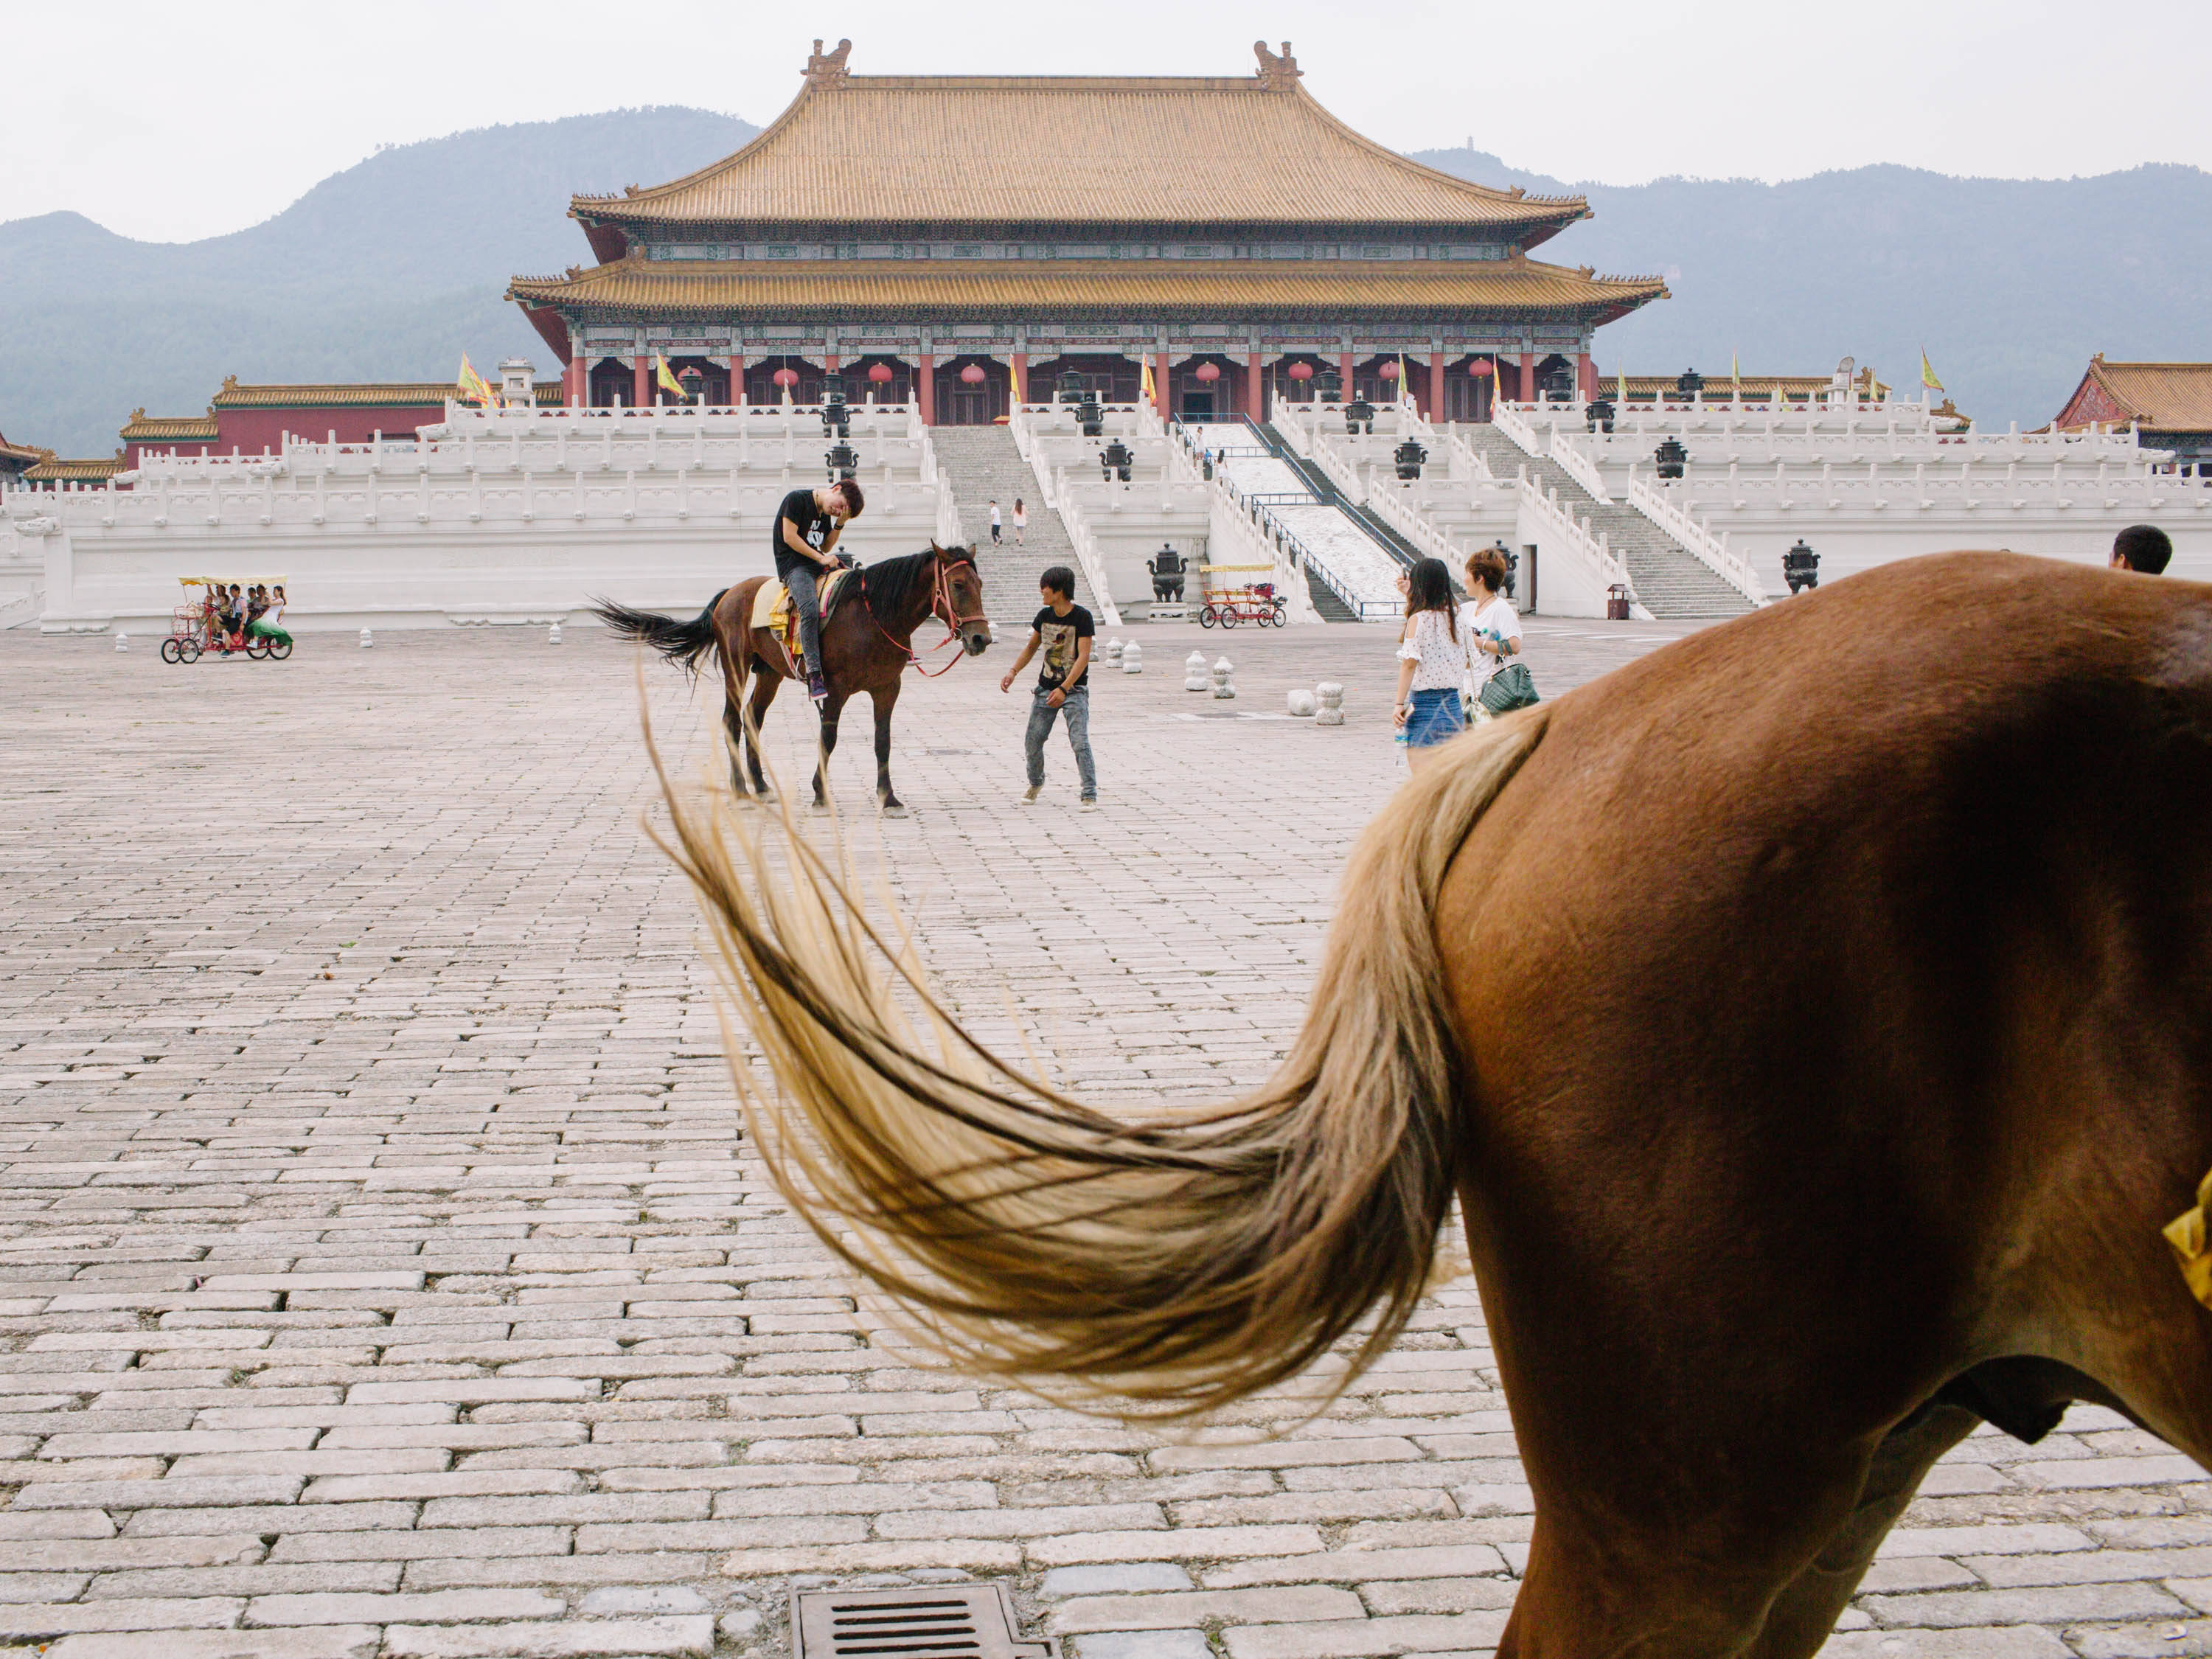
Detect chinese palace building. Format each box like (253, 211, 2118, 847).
(2054, 355, 2212, 472)
(505, 40, 1666, 425)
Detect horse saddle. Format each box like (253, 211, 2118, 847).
(754, 566, 856, 671)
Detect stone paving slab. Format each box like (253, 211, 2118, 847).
(2, 616, 2205, 1658)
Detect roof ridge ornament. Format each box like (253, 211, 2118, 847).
(1253, 40, 1301, 91)
(805, 38, 852, 87)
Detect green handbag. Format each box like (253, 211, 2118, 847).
(1478, 661, 1539, 714)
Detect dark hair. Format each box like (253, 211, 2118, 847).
(1040, 566, 1076, 599)
(835, 478, 866, 518)
(1465, 547, 1509, 595)
(2114, 523, 2172, 574)
(1405, 557, 1456, 639)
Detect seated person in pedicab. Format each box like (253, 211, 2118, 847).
(226, 585, 248, 642)
(773, 479, 865, 705)
(248, 587, 292, 647)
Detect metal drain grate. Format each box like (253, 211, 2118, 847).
(791, 1583, 1057, 1659)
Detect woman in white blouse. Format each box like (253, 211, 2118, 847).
(1392, 557, 1467, 769)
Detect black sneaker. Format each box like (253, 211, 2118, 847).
(807, 671, 829, 703)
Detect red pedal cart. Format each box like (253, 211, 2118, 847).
(1197, 563, 1287, 628)
(162, 576, 294, 663)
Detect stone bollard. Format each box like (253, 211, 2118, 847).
(1287, 689, 1316, 717)
(1121, 641, 1143, 674)
(1184, 650, 1209, 691)
(360, 628, 374, 649)
(1102, 636, 1124, 666)
(1211, 656, 1236, 699)
(548, 622, 563, 645)
(1315, 682, 1345, 726)
(114, 631, 128, 653)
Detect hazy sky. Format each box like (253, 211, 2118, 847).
(10, 0, 2211, 243)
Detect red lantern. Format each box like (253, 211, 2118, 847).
(868, 363, 894, 383)
(772, 368, 798, 388)
(1287, 362, 1314, 381)
(1194, 362, 1221, 383)
(1469, 358, 1493, 378)
(1380, 361, 1399, 380)
(959, 363, 987, 384)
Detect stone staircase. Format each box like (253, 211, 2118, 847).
(1259, 424, 1425, 570)
(1455, 424, 1754, 619)
(925, 425, 1096, 627)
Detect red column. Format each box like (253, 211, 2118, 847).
(1338, 349, 1354, 402)
(732, 353, 748, 408)
(1427, 350, 1444, 421)
(1577, 352, 1596, 400)
(1154, 352, 1170, 417)
(1247, 352, 1263, 421)
(632, 355, 649, 409)
(564, 352, 583, 407)
(1012, 352, 1028, 408)
(918, 353, 935, 424)
(1518, 355, 1534, 404)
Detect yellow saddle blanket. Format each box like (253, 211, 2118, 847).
(754, 566, 855, 670)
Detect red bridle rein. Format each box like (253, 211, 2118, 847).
(860, 551, 987, 678)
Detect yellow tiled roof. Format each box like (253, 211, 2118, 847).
(24, 455, 125, 482)
(2070, 358, 2212, 433)
(211, 377, 460, 409)
(120, 409, 219, 441)
(0, 438, 49, 467)
(574, 71, 1587, 237)
(507, 256, 1664, 322)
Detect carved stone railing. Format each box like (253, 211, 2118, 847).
(1627, 477, 1768, 606)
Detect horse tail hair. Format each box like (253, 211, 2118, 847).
(593, 589, 726, 676)
(650, 706, 1550, 1417)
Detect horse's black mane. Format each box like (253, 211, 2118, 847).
(861, 545, 968, 616)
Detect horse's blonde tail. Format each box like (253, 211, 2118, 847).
(651, 709, 1548, 1416)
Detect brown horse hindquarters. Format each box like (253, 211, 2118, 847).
(1437, 552, 2212, 1652)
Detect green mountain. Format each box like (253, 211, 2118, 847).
(0, 108, 757, 456)
(4, 110, 2205, 454)
(1413, 148, 2212, 430)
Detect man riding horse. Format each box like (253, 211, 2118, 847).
(776, 479, 863, 704)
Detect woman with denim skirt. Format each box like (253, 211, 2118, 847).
(1391, 557, 1467, 771)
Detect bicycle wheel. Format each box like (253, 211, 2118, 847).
(179, 639, 202, 663)
(246, 636, 269, 661)
(161, 638, 182, 664)
(1219, 605, 1240, 628)
(1198, 605, 1217, 628)
(270, 639, 293, 661)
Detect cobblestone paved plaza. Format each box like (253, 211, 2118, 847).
(4, 618, 2209, 1659)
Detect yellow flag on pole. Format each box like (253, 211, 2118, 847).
(655, 352, 684, 401)
(1920, 350, 1944, 392)
(1731, 351, 1742, 393)
(1141, 357, 1156, 408)
(1492, 356, 1505, 411)
(1616, 362, 1627, 402)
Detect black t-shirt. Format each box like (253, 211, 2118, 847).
(773, 488, 833, 572)
(1032, 604, 1095, 692)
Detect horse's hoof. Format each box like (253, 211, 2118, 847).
(880, 800, 908, 818)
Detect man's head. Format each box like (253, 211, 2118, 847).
(2112, 524, 2172, 574)
(823, 479, 865, 521)
(1040, 567, 1076, 605)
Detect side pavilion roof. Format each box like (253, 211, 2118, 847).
(571, 44, 1589, 243)
(2056, 356, 2212, 435)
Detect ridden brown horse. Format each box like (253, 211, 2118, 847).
(650, 551, 2212, 1655)
(597, 543, 990, 813)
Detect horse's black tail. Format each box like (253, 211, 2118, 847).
(591, 589, 728, 677)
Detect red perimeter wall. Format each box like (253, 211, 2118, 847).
(213, 406, 448, 453)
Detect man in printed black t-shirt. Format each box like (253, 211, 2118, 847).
(773, 479, 865, 703)
(998, 566, 1097, 807)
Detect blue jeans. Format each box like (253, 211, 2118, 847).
(776, 554, 825, 677)
(1025, 684, 1096, 797)
(1404, 686, 1465, 748)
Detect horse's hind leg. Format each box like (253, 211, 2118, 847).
(1745, 1401, 1982, 1659)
